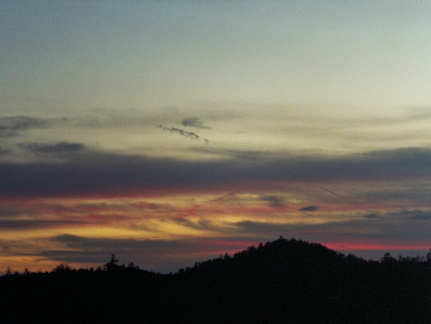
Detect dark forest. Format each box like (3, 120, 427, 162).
(1, 237, 431, 323)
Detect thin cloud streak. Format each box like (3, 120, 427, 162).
(181, 117, 210, 129)
(20, 142, 85, 154)
(299, 206, 320, 212)
(0, 116, 48, 137)
(157, 125, 209, 143)
(42, 234, 257, 271)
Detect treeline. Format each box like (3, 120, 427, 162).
(1, 238, 431, 323)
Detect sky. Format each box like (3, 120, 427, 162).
(1, 0, 431, 273)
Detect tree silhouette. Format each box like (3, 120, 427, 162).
(105, 254, 120, 272)
(1, 239, 431, 323)
(53, 263, 72, 272)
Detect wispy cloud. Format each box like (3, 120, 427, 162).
(261, 195, 285, 207)
(0, 116, 48, 137)
(181, 117, 210, 129)
(45, 234, 255, 272)
(20, 142, 85, 154)
(363, 213, 381, 219)
(0, 219, 82, 230)
(0, 147, 11, 155)
(158, 125, 199, 139)
(157, 125, 209, 143)
(395, 209, 431, 220)
(299, 205, 320, 212)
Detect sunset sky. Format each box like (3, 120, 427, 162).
(2, 0, 431, 273)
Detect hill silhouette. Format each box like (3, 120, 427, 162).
(1, 237, 431, 323)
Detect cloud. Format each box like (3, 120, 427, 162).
(0, 116, 48, 137)
(1, 147, 431, 198)
(0, 219, 81, 230)
(396, 209, 431, 220)
(359, 209, 431, 222)
(181, 117, 209, 129)
(261, 195, 285, 207)
(233, 221, 291, 236)
(299, 205, 320, 212)
(44, 234, 256, 272)
(20, 142, 85, 154)
(363, 213, 381, 219)
(354, 185, 431, 206)
(50, 234, 251, 253)
(232, 215, 431, 249)
(157, 125, 209, 143)
(173, 218, 228, 232)
(157, 125, 198, 139)
(410, 213, 431, 220)
(0, 206, 34, 219)
(0, 147, 11, 155)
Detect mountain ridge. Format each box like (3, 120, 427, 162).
(1, 237, 431, 323)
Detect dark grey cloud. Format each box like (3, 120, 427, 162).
(355, 185, 431, 206)
(20, 142, 85, 154)
(0, 219, 80, 230)
(44, 234, 256, 272)
(261, 195, 285, 207)
(234, 221, 291, 235)
(360, 209, 431, 222)
(395, 209, 431, 220)
(157, 125, 209, 143)
(299, 205, 320, 212)
(52, 234, 197, 251)
(409, 213, 431, 220)
(158, 125, 200, 139)
(1, 147, 431, 198)
(233, 214, 431, 247)
(0, 116, 47, 137)
(0, 147, 11, 155)
(363, 213, 381, 219)
(0, 204, 94, 229)
(173, 218, 227, 232)
(0, 113, 155, 137)
(0, 206, 32, 219)
(181, 117, 209, 129)
(38, 250, 110, 265)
